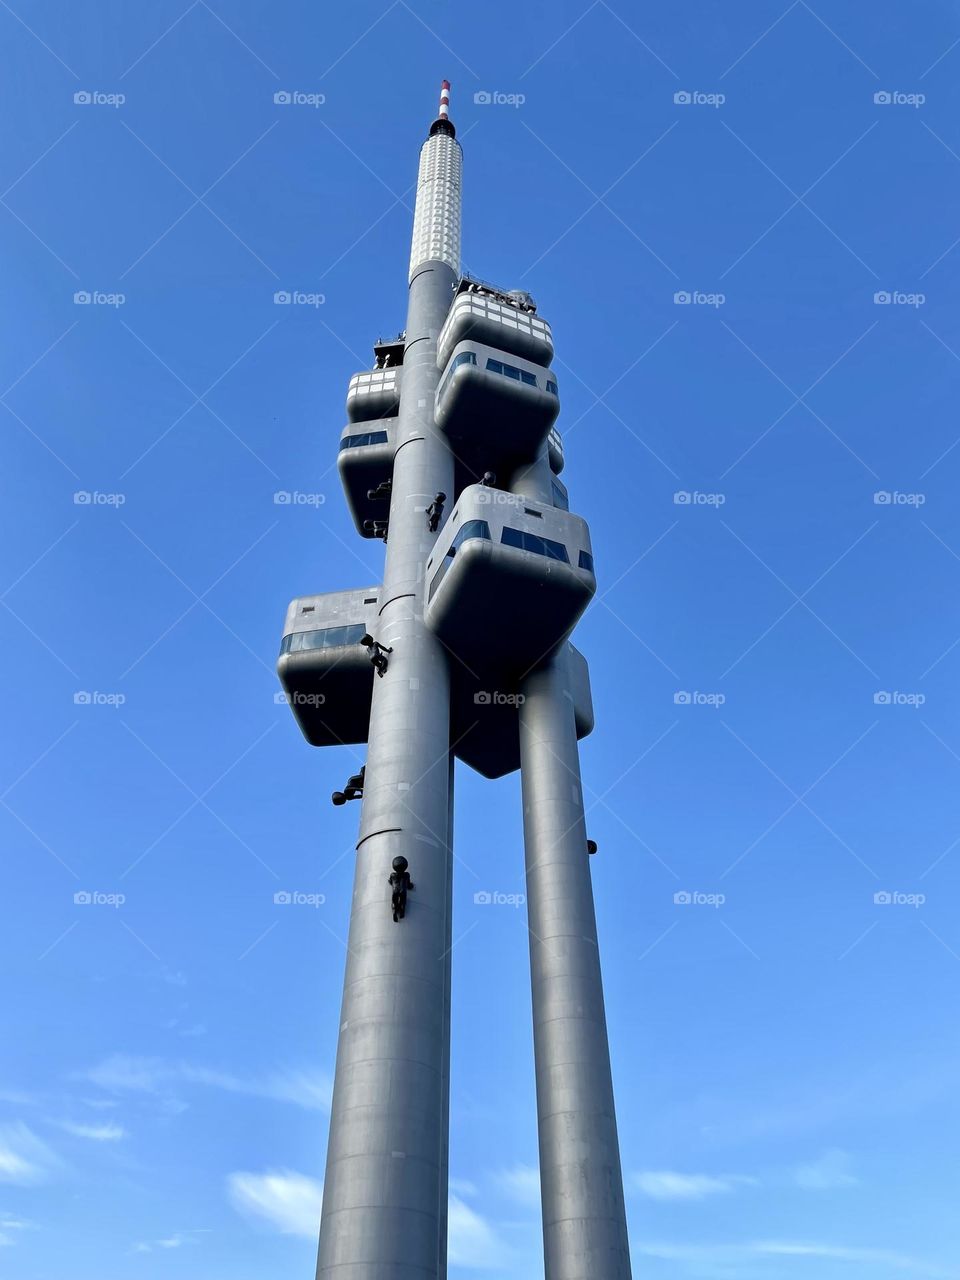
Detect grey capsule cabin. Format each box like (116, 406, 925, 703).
(277, 587, 380, 746)
(424, 484, 596, 682)
(337, 418, 397, 536)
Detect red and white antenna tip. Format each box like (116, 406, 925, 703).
(438, 80, 451, 120)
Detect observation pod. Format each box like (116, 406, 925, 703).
(451, 641, 594, 779)
(276, 587, 380, 746)
(346, 366, 402, 422)
(436, 286, 554, 371)
(337, 418, 397, 536)
(425, 484, 595, 682)
(435, 341, 559, 474)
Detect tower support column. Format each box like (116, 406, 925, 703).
(518, 656, 633, 1280)
(315, 254, 457, 1280)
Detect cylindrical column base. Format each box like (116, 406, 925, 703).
(518, 655, 632, 1280)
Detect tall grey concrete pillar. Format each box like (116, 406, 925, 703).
(517, 656, 633, 1280)
(315, 105, 462, 1280)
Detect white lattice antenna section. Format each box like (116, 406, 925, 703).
(409, 132, 462, 280)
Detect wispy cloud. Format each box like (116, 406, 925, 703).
(0, 1124, 59, 1185)
(793, 1148, 858, 1190)
(448, 1195, 510, 1270)
(56, 1121, 126, 1142)
(131, 1229, 208, 1254)
(0, 1216, 35, 1248)
(495, 1163, 541, 1207)
(83, 1055, 332, 1112)
(132, 1235, 184, 1254)
(227, 1170, 323, 1236)
(635, 1239, 959, 1278)
(633, 1170, 758, 1201)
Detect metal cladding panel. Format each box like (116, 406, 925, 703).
(409, 133, 462, 279)
(435, 340, 559, 472)
(337, 418, 397, 536)
(277, 588, 380, 746)
(346, 368, 402, 423)
(436, 291, 554, 370)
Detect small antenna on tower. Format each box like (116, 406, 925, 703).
(429, 79, 455, 138)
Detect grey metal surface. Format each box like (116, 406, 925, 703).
(518, 654, 633, 1280)
(315, 127, 461, 1279)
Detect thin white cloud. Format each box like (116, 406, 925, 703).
(0, 1124, 59, 1185)
(449, 1177, 478, 1198)
(131, 1230, 209, 1255)
(228, 1170, 323, 1237)
(84, 1056, 332, 1112)
(57, 1121, 126, 1142)
(448, 1195, 510, 1270)
(633, 1170, 758, 1201)
(0, 1216, 34, 1249)
(793, 1149, 858, 1190)
(495, 1163, 541, 1207)
(132, 1235, 184, 1254)
(635, 1239, 958, 1278)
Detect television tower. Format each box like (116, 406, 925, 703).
(278, 81, 632, 1280)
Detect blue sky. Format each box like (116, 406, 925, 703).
(2, 1, 960, 1276)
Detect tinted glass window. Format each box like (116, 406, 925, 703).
(501, 527, 570, 563)
(279, 622, 367, 655)
(429, 520, 491, 601)
(546, 380, 559, 396)
(520, 370, 537, 386)
(578, 550, 595, 573)
(339, 430, 389, 451)
(552, 482, 569, 512)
